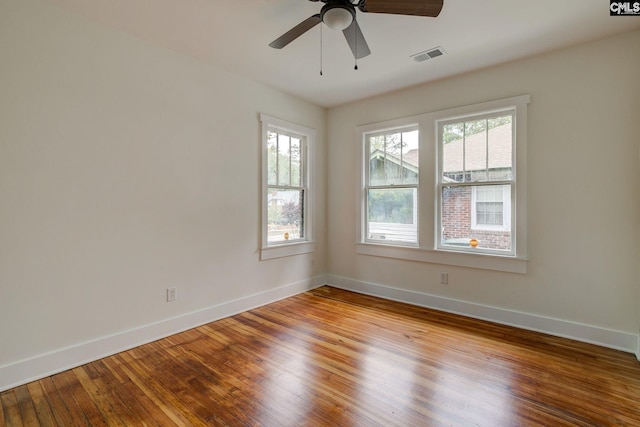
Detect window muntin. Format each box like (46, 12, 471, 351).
(266, 128, 306, 245)
(438, 112, 515, 254)
(364, 127, 419, 244)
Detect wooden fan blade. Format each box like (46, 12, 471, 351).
(358, 0, 443, 17)
(269, 14, 322, 49)
(343, 20, 371, 59)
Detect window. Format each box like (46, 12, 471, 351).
(267, 130, 304, 243)
(472, 185, 511, 230)
(260, 114, 315, 260)
(439, 112, 515, 254)
(365, 127, 419, 244)
(356, 95, 529, 273)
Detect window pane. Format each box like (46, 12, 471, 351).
(278, 134, 291, 186)
(443, 115, 513, 183)
(465, 119, 487, 182)
(442, 123, 465, 183)
(487, 116, 513, 180)
(267, 188, 303, 243)
(441, 185, 511, 251)
(385, 133, 403, 184)
(367, 188, 417, 243)
(267, 131, 278, 185)
(368, 135, 385, 186)
(290, 137, 301, 187)
(368, 129, 418, 186)
(401, 129, 419, 185)
(442, 122, 464, 144)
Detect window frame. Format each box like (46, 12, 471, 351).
(260, 114, 315, 260)
(355, 95, 529, 273)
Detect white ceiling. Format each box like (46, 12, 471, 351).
(51, 0, 640, 107)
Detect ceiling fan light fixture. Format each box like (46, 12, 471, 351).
(269, 0, 444, 60)
(322, 6, 354, 30)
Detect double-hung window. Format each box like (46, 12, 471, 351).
(438, 112, 515, 254)
(357, 95, 529, 273)
(260, 114, 315, 260)
(364, 126, 419, 244)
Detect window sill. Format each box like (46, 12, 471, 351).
(261, 241, 315, 260)
(356, 243, 527, 274)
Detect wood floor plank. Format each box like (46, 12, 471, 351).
(38, 376, 82, 427)
(25, 381, 56, 426)
(0, 390, 5, 426)
(115, 349, 209, 426)
(73, 363, 131, 426)
(182, 324, 340, 425)
(51, 369, 109, 427)
(156, 343, 267, 426)
(13, 385, 39, 426)
(169, 334, 299, 425)
(192, 325, 322, 425)
(3, 286, 640, 426)
(1, 390, 24, 426)
(99, 356, 177, 426)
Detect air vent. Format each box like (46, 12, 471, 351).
(411, 46, 445, 63)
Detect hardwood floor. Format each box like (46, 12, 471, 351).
(3, 286, 640, 426)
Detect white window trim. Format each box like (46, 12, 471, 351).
(260, 114, 315, 260)
(355, 95, 529, 273)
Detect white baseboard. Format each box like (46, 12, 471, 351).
(0, 275, 327, 392)
(326, 274, 638, 355)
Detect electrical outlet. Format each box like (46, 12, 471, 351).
(166, 287, 177, 302)
(440, 273, 448, 285)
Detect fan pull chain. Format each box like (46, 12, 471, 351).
(354, 16, 358, 70)
(320, 24, 323, 76)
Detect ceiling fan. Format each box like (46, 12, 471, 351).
(269, 0, 444, 59)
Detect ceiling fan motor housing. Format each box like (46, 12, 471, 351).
(321, 1, 356, 30)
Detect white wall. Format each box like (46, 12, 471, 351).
(327, 30, 640, 350)
(0, 0, 326, 389)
